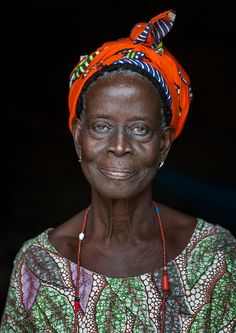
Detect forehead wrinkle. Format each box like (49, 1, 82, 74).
(87, 85, 149, 107)
(87, 83, 159, 109)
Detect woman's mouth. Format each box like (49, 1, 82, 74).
(99, 167, 136, 180)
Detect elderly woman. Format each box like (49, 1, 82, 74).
(1, 9, 235, 333)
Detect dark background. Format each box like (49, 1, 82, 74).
(1, 0, 236, 318)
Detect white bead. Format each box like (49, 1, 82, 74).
(79, 232, 85, 240)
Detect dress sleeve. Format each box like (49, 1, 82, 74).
(210, 229, 236, 332)
(190, 227, 236, 332)
(0, 241, 34, 333)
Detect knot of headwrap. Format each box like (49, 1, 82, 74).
(68, 9, 193, 139)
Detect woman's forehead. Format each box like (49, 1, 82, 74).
(85, 72, 161, 101)
(84, 75, 162, 122)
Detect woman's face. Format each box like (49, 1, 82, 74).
(73, 73, 173, 199)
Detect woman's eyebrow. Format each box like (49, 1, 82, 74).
(89, 114, 152, 122)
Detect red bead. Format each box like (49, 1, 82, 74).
(162, 274, 169, 291)
(75, 301, 80, 312)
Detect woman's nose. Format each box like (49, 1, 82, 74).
(107, 127, 133, 156)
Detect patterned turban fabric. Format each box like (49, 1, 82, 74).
(68, 10, 193, 139)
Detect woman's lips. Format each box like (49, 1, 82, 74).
(100, 167, 136, 180)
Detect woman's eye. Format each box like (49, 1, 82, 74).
(92, 123, 111, 133)
(130, 126, 149, 136)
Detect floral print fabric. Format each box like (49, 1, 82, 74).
(1, 219, 235, 332)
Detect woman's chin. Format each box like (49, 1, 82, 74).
(92, 180, 151, 200)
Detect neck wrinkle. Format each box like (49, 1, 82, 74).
(88, 187, 156, 241)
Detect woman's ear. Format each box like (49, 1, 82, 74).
(72, 117, 83, 157)
(160, 127, 175, 162)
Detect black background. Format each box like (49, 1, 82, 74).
(1, 0, 236, 317)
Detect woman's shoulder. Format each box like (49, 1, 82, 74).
(158, 203, 236, 264)
(49, 209, 87, 240)
(159, 202, 235, 242)
(197, 219, 236, 265)
(180, 217, 236, 275)
(12, 227, 56, 267)
(194, 218, 236, 247)
(15, 209, 85, 261)
(9, 209, 87, 277)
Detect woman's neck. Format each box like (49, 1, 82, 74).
(86, 187, 158, 243)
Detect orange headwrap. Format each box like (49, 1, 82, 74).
(68, 10, 193, 139)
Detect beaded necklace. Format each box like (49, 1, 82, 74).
(73, 203, 169, 333)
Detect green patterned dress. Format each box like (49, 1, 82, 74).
(1, 219, 235, 332)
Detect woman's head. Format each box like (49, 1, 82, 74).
(72, 68, 173, 199)
(69, 9, 193, 199)
(68, 10, 193, 140)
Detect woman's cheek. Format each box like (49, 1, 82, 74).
(81, 137, 105, 162)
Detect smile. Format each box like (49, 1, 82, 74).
(99, 167, 136, 180)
